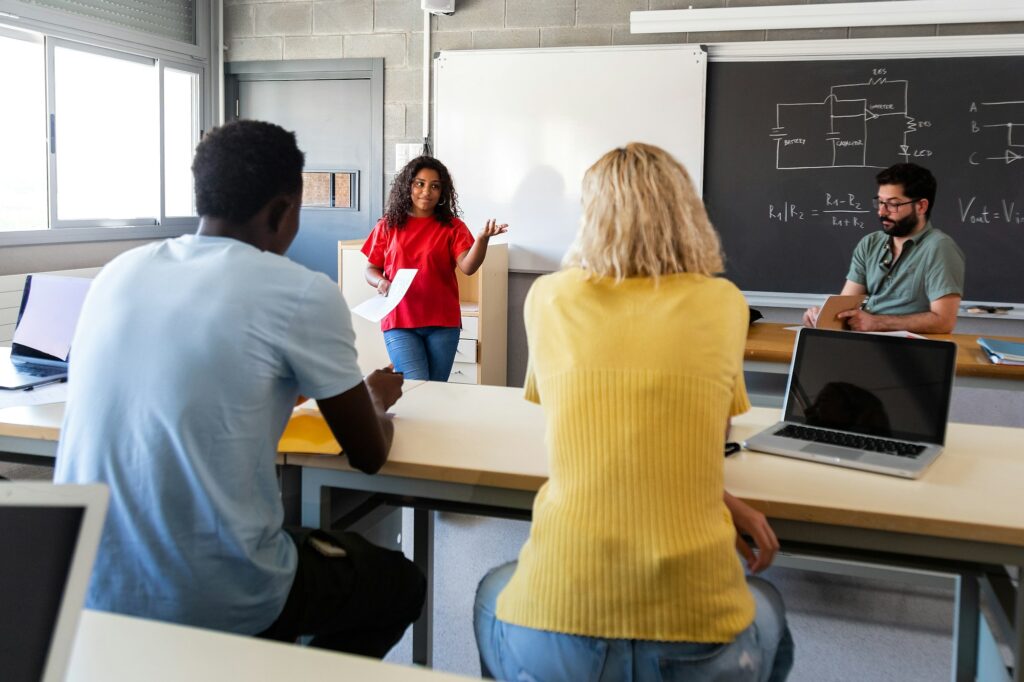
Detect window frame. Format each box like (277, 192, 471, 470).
(0, 0, 213, 247)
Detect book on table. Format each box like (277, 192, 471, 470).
(977, 338, 1024, 365)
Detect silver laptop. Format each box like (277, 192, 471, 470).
(0, 482, 109, 682)
(743, 328, 957, 479)
(1, 274, 90, 391)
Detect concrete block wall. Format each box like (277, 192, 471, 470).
(224, 0, 1024, 189)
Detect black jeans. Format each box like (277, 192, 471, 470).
(257, 527, 426, 658)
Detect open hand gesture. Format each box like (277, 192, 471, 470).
(477, 218, 508, 240)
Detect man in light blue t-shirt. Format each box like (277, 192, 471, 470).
(55, 120, 424, 657)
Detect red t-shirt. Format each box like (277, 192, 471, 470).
(361, 215, 476, 331)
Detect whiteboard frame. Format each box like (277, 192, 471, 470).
(434, 44, 707, 274)
(707, 33, 1024, 311)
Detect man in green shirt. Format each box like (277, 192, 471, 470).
(803, 163, 965, 334)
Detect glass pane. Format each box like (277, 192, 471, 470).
(54, 45, 158, 222)
(164, 68, 198, 217)
(333, 172, 354, 209)
(0, 34, 47, 231)
(302, 172, 332, 207)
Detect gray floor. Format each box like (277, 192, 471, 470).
(422, 513, 955, 681)
(0, 461, 53, 481)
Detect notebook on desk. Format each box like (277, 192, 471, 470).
(743, 328, 957, 479)
(0, 483, 109, 682)
(815, 294, 866, 330)
(1, 274, 90, 391)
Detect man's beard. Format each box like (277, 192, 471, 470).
(880, 213, 918, 238)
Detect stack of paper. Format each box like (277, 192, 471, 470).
(977, 338, 1024, 366)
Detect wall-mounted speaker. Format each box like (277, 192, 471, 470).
(421, 0, 455, 16)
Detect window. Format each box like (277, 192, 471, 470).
(52, 42, 160, 223)
(0, 1, 208, 243)
(0, 30, 47, 231)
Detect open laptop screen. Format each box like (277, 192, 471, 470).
(0, 484, 107, 682)
(11, 274, 92, 363)
(0, 505, 84, 682)
(784, 330, 957, 444)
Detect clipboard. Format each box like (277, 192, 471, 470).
(816, 294, 867, 330)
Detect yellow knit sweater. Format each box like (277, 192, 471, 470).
(496, 268, 754, 642)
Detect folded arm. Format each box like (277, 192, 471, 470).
(837, 293, 961, 334)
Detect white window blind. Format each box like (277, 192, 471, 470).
(18, 0, 195, 44)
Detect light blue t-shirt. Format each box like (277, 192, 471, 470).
(54, 235, 364, 634)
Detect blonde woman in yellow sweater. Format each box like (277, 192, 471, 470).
(473, 143, 793, 681)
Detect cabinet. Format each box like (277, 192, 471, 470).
(337, 241, 508, 386)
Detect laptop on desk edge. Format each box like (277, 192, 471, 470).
(0, 482, 109, 682)
(1, 274, 87, 391)
(743, 328, 958, 479)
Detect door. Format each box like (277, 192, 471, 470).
(227, 60, 384, 280)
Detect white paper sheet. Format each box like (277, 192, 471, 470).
(0, 380, 68, 408)
(351, 269, 418, 323)
(11, 275, 91, 360)
(783, 325, 924, 339)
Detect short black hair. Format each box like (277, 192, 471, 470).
(382, 156, 461, 229)
(192, 120, 305, 223)
(876, 163, 937, 219)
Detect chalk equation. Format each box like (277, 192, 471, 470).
(770, 67, 932, 170)
(957, 196, 1024, 224)
(968, 99, 1024, 166)
(768, 192, 872, 228)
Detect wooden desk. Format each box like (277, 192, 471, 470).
(0, 402, 62, 465)
(287, 381, 1024, 682)
(745, 322, 1024, 405)
(67, 609, 474, 681)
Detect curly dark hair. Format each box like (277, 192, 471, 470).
(192, 119, 305, 223)
(383, 156, 461, 229)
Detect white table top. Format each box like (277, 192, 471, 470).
(291, 381, 1024, 549)
(67, 610, 473, 681)
(7, 380, 1024, 548)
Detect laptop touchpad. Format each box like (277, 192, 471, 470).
(800, 443, 864, 460)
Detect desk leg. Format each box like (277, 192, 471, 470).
(1015, 576, 1024, 682)
(277, 463, 302, 528)
(952, 572, 980, 682)
(412, 508, 434, 668)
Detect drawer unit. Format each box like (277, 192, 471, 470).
(454, 338, 478, 364)
(460, 315, 479, 340)
(448, 362, 479, 384)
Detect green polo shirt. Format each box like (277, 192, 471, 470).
(846, 222, 965, 316)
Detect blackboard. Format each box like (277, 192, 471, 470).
(704, 44, 1024, 305)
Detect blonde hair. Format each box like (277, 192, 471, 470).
(562, 143, 724, 280)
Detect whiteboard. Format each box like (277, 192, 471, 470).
(434, 45, 707, 272)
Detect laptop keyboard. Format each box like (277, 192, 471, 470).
(14, 364, 65, 378)
(774, 424, 926, 458)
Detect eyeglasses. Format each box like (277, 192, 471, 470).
(872, 197, 918, 212)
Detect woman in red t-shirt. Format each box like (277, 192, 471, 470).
(361, 156, 507, 380)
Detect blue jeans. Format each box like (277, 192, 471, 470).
(382, 327, 461, 381)
(474, 562, 794, 682)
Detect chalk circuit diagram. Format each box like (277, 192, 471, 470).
(972, 99, 1024, 165)
(770, 76, 923, 170)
